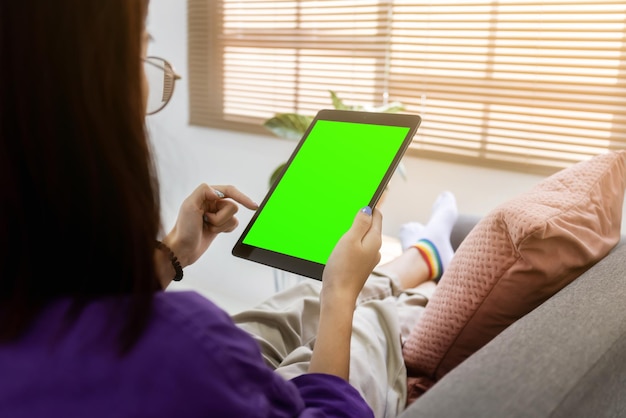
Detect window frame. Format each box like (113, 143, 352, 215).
(188, 0, 626, 175)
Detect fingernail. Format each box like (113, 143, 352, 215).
(214, 190, 225, 198)
(360, 206, 372, 216)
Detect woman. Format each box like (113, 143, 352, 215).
(0, 1, 458, 416)
(0, 0, 381, 416)
(0, 0, 380, 415)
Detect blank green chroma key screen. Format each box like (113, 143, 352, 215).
(243, 119, 410, 265)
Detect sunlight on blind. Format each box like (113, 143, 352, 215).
(188, 0, 626, 174)
(218, 1, 391, 121)
(391, 1, 626, 170)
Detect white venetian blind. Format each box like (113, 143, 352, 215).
(188, 0, 626, 174)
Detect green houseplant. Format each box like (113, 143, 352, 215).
(263, 91, 408, 187)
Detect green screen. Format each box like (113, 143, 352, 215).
(243, 120, 409, 264)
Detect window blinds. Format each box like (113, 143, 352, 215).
(188, 0, 626, 174)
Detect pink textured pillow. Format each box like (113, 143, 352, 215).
(403, 150, 626, 401)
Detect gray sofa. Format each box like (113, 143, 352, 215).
(400, 215, 626, 418)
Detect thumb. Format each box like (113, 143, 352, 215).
(345, 206, 374, 239)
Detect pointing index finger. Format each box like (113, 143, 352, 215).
(213, 185, 259, 210)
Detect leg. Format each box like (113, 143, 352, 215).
(269, 282, 428, 418)
(390, 191, 459, 285)
(374, 246, 431, 291)
(231, 268, 408, 370)
(232, 279, 323, 369)
(232, 271, 427, 417)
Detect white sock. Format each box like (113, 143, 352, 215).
(402, 191, 458, 278)
(418, 191, 458, 272)
(399, 221, 425, 251)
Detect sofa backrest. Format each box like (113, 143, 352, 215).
(400, 239, 626, 418)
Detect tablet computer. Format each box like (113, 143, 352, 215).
(232, 109, 422, 280)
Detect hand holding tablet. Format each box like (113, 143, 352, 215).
(232, 109, 422, 280)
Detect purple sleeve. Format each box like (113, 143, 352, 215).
(162, 292, 373, 417)
(290, 374, 375, 418)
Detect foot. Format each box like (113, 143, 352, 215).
(408, 191, 458, 281)
(399, 221, 425, 251)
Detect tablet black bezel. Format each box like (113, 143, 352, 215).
(232, 109, 422, 281)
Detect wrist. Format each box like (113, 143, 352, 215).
(320, 282, 359, 305)
(319, 289, 358, 315)
(155, 240, 183, 282)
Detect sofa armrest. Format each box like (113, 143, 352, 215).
(399, 240, 626, 418)
(449, 214, 481, 251)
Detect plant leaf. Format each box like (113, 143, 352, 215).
(374, 101, 406, 113)
(330, 91, 405, 113)
(330, 90, 348, 110)
(263, 114, 314, 141)
(330, 90, 364, 111)
(265, 92, 409, 185)
(269, 162, 288, 187)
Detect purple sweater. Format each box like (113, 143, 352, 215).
(0, 291, 373, 417)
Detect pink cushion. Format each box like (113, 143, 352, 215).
(402, 150, 626, 401)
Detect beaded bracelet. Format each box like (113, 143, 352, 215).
(155, 240, 183, 282)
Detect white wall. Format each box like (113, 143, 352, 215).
(146, 1, 623, 314)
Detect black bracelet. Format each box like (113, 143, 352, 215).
(155, 240, 183, 282)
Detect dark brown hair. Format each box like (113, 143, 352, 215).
(0, 0, 160, 352)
